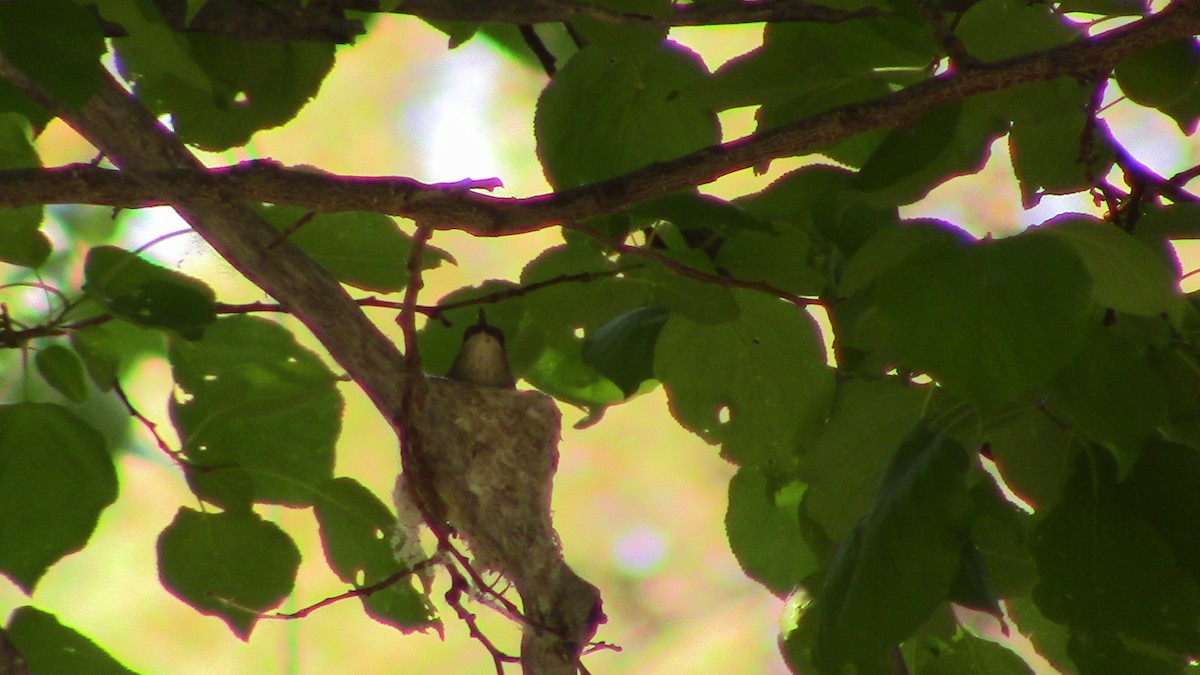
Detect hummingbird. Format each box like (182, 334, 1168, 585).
(445, 309, 516, 388)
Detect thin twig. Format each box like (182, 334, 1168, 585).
(268, 563, 432, 620)
(441, 539, 525, 621)
(132, 228, 194, 256)
(421, 267, 633, 321)
(1171, 163, 1200, 187)
(214, 268, 632, 323)
(113, 381, 185, 462)
(570, 224, 826, 310)
(444, 566, 521, 674)
(519, 25, 557, 76)
(0, 314, 112, 349)
(266, 211, 316, 249)
(914, 0, 977, 69)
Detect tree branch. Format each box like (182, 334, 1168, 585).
(95, 0, 885, 45)
(10, 3, 1200, 236)
(371, 0, 887, 26)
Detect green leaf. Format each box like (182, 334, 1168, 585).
(517, 244, 651, 406)
(948, 542, 1004, 624)
(655, 289, 834, 468)
(632, 191, 774, 236)
(854, 104, 959, 191)
(34, 343, 88, 404)
(1116, 38, 1200, 134)
(168, 316, 342, 506)
(0, 0, 104, 108)
(0, 403, 117, 593)
(581, 305, 669, 397)
(839, 218, 973, 296)
(1056, 0, 1147, 14)
(1121, 440, 1200, 586)
(913, 628, 1033, 674)
(1005, 596, 1073, 673)
(1045, 328, 1166, 471)
(1009, 110, 1116, 208)
(109, 6, 335, 151)
(69, 318, 165, 392)
(0, 80, 51, 131)
(813, 427, 971, 673)
(536, 42, 718, 189)
(1033, 214, 1181, 317)
(622, 252, 739, 324)
(569, 0, 669, 56)
(101, 0, 213, 96)
(967, 482, 1038, 598)
(423, 20, 480, 49)
(714, 221, 826, 296)
(1008, 83, 1118, 206)
(695, 18, 933, 112)
(0, 113, 46, 267)
(852, 100, 1008, 206)
(725, 467, 818, 594)
(157, 508, 300, 639)
(708, 18, 933, 166)
(6, 607, 136, 675)
(83, 246, 217, 340)
(313, 477, 404, 582)
(981, 404, 1082, 512)
(313, 478, 436, 632)
(1151, 344, 1200, 451)
(956, 0, 1078, 61)
(1031, 453, 1200, 656)
(1067, 631, 1184, 674)
(874, 232, 1092, 409)
(0, 205, 49, 267)
(798, 378, 930, 541)
(736, 164, 898, 260)
(254, 205, 449, 292)
(1137, 201, 1200, 240)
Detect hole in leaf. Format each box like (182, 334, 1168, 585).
(717, 405, 731, 424)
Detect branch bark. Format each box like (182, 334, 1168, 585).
(95, 0, 885, 44)
(8, 2, 1200, 237)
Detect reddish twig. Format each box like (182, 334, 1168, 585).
(266, 211, 316, 249)
(113, 381, 185, 462)
(214, 268, 632, 323)
(269, 563, 432, 620)
(570, 223, 826, 310)
(444, 565, 521, 674)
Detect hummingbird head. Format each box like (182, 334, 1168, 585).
(445, 309, 516, 388)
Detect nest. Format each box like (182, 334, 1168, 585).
(403, 377, 604, 674)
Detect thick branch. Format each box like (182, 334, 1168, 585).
(98, 0, 883, 44)
(8, 3, 1200, 236)
(368, 0, 886, 25)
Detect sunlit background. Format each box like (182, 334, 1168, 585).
(2, 12, 1199, 675)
